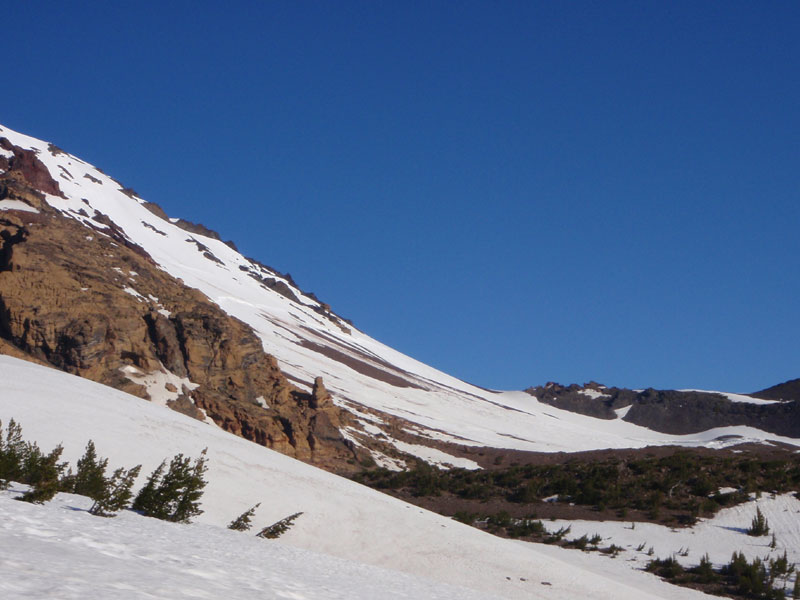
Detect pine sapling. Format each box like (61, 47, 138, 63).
(154, 454, 193, 520)
(229, 502, 261, 531)
(89, 464, 142, 517)
(131, 449, 208, 523)
(747, 506, 770, 536)
(0, 419, 26, 488)
(19, 444, 65, 504)
(73, 440, 109, 498)
(256, 512, 303, 539)
(170, 448, 208, 523)
(132, 460, 166, 516)
(769, 551, 794, 590)
(692, 553, 717, 583)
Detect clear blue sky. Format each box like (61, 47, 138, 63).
(4, 1, 798, 393)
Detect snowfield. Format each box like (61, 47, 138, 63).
(0, 487, 497, 600)
(0, 356, 716, 600)
(537, 493, 800, 587)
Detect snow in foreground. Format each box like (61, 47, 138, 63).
(0, 487, 494, 600)
(0, 355, 713, 599)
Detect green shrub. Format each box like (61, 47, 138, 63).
(690, 553, 718, 583)
(646, 556, 684, 580)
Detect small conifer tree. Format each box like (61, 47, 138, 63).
(256, 512, 303, 539)
(19, 444, 65, 504)
(131, 449, 208, 523)
(692, 553, 717, 583)
(89, 464, 141, 517)
(73, 440, 109, 498)
(0, 419, 26, 487)
(747, 506, 770, 536)
(58, 465, 76, 493)
(170, 448, 208, 523)
(153, 454, 192, 520)
(229, 502, 261, 531)
(132, 460, 166, 515)
(769, 551, 794, 591)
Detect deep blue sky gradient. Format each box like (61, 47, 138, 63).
(4, 1, 799, 392)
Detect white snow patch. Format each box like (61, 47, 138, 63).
(369, 452, 407, 471)
(615, 405, 633, 419)
(119, 364, 199, 407)
(680, 390, 781, 405)
(195, 405, 219, 427)
(390, 440, 481, 470)
(122, 287, 145, 302)
(579, 388, 609, 400)
(360, 421, 385, 436)
(341, 404, 388, 427)
(0, 199, 38, 213)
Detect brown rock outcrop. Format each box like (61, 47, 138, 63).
(310, 376, 332, 409)
(0, 138, 63, 197)
(0, 170, 364, 472)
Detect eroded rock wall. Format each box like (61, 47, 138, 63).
(0, 156, 361, 472)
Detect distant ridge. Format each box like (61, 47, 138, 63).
(752, 378, 800, 402)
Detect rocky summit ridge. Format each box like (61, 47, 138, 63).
(525, 381, 800, 438)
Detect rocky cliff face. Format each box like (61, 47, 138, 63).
(0, 139, 363, 472)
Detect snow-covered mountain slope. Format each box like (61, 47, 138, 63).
(0, 488, 497, 600)
(0, 355, 714, 600)
(1, 122, 796, 462)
